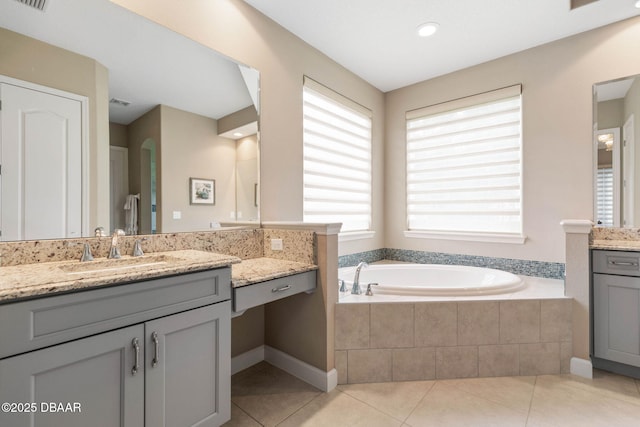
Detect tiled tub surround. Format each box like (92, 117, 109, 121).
(335, 294, 572, 384)
(339, 249, 565, 280)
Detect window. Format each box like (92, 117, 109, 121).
(596, 167, 614, 226)
(406, 85, 523, 239)
(303, 77, 372, 233)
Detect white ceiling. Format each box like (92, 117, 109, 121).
(243, 0, 640, 92)
(0, 0, 255, 125)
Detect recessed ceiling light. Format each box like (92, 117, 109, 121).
(233, 132, 244, 137)
(417, 22, 439, 37)
(635, 0, 640, 8)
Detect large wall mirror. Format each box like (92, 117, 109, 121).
(594, 75, 639, 227)
(0, 0, 259, 241)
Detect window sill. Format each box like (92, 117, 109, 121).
(339, 231, 376, 242)
(404, 230, 527, 244)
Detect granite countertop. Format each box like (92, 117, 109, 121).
(590, 240, 640, 251)
(0, 250, 241, 303)
(231, 257, 318, 288)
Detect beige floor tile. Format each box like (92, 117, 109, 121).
(405, 382, 528, 427)
(278, 389, 403, 427)
(441, 376, 536, 413)
(221, 403, 261, 427)
(536, 371, 640, 405)
(529, 374, 640, 426)
(337, 380, 435, 421)
(231, 362, 320, 396)
(231, 362, 322, 426)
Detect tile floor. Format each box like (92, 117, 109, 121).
(223, 362, 640, 426)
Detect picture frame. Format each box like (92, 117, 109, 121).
(189, 178, 215, 205)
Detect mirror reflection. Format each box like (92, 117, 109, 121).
(0, 0, 259, 241)
(594, 75, 639, 227)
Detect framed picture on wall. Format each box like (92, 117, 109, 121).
(189, 178, 215, 205)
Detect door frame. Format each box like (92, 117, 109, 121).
(0, 74, 90, 236)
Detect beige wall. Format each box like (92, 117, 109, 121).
(218, 105, 258, 135)
(127, 105, 162, 234)
(111, 0, 386, 256)
(386, 16, 640, 263)
(236, 135, 259, 222)
(160, 105, 236, 232)
(0, 27, 110, 235)
(109, 122, 129, 148)
(598, 99, 624, 130)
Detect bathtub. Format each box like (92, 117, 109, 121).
(338, 263, 526, 296)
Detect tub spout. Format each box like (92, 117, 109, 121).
(352, 261, 368, 295)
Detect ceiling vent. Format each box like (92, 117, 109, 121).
(570, 0, 599, 10)
(14, 0, 48, 12)
(110, 98, 131, 107)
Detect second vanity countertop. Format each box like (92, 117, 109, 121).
(590, 240, 640, 251)
(231, 258, 318, 288)
(0, 250, 241, 303)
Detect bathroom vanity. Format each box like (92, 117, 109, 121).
(0, 243, 320, 426)
(0, 251, 238, 427)
(591, 248, 640, 378)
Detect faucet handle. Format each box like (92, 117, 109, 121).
(338, 279, 347, 292)
(365, 283, 378, 296)
(132, 238, 149, 257)
(80, 243, 94, 262)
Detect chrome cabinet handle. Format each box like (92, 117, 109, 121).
(151, 332, 159, 368)
(272, 285, 291, 293)
(131, 338, 140, 375)
(609, 261, 638, 267)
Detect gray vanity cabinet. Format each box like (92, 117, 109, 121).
(0, 268, 231, 427)
(592, 250, 640, 374)
(0, 324, 145, 427)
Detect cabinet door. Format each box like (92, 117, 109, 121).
(0, 324, 144, 427)
(145, 302, 231, 427)
(593, 273, 640, 366)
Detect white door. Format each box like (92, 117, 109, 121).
(0, 82, 82, 240)
(110, 146, 129, 232)
(623, 114, 635, 227)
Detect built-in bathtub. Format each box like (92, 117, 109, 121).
(339, 263, 526, 297)
(335, 263, 572, 384)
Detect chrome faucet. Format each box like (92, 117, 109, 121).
(108, 229, 125, 259)
(132, 238, 148, 257)
(351, 261, 368, 295)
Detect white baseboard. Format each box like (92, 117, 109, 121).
(230, 345, 337, 392)
(231, 346, 265, 375)
(570, 357, 593, 379)
(264, 346, 337, 392)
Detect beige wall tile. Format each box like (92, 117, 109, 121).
(541, 299, 572, 342)
(335, 303, 369, 350)
(458, 302, 499, 345)
(436, 346, 478, 379)
(371, 303, 414, 348)
(479, 345, 520, 377)
(500, 300, 541, 344)
(519, 342, 560, 375)
(347, 349, 393, 383)
(392, 347, 436, 381)
(415, 302, 457, 347)
(335, 350, 348, 385)
(560, 342, 572, 374)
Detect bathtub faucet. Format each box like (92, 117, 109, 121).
(351, 262, 369, 295)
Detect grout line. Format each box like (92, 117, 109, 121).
(274, 389, 326, 426)
(231, 402, 264, 427)
(525, 376, 538, 426)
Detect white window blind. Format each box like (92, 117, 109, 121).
(406, 85, 522, 236)
(596, 167, 614, 226)
(303, 77, 372, 232)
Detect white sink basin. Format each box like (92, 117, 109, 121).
(59, 255, 179, 275)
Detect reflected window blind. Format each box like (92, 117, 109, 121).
(596, 167, 614, 226)
(406, 85, 522, 235)
(303, 78, 372, 232)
